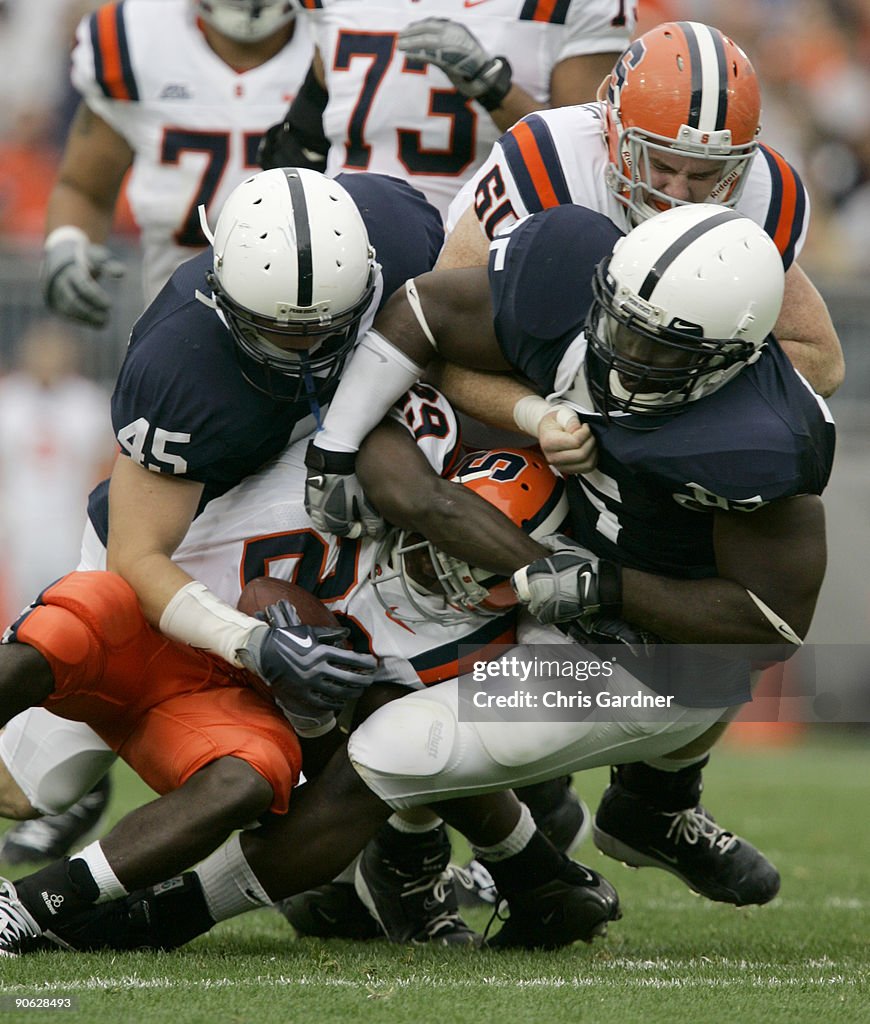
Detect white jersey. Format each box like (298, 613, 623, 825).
(71, 0, 313, 303)
(173, 385, 516, 689)
(302, 0, 634, 220)
(447, 101, 811, 268)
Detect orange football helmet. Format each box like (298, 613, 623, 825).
(603, 21, 762, 224)
(371, 448, 568, 625)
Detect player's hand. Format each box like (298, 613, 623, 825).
(566, 615, 661, 657)
(397, 18, 512, 111)
(539, 407, 598, 475)
(41, 226, 125, 327)
(238, 599, 378, 731)
(257, 117, 328, 173)
(511, 534, 622, 624)
(304, 441, 385, 539)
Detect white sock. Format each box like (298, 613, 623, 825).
(387, 812, 442, 834)
(73, 841, 127, 903)
(194, 833, 271, 923)
(471, 803, 535, 862)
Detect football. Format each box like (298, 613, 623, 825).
(237, 577, 340, 629)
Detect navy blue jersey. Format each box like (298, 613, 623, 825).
(91, 174, 443, 542)
(490, 205, 836, 705)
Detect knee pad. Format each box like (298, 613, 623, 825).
(13, 572, 146, 687)
(348, 694, 459, 782)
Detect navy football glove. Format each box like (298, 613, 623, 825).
(238, 599, 377, 735)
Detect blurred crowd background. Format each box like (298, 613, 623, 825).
(0, 1, 866, 674)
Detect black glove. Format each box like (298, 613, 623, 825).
(397, 17, 512, 111)
(304, 442, 385, 539)
(565, 615, 661, 658)
(238, 599, 377, 735)
(258, 64, 330, 172)
(511, 534, 622, 625)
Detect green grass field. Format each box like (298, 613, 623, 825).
(1, 729, 867, 1024)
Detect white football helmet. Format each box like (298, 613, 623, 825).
(195, 1, 295, 43)
(371, 448, 568, 626)
(585, 203, 784, 419)
(204, 167, 378, 401)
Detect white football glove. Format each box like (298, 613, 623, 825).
(42, 226, 125, 327)
(303, 441, 385, 540)
(397, 17, 512, 111)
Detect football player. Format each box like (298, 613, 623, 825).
(0, 392, 620, 954)
(259, 0, 636, 219)
(301, 201, 834, 910)
(0, 167, 443, 861)
(299, 18, 844, 908)
(438, 20, 843, 398)
(42, 0, 313, 324)
(0, 202, 832, 957)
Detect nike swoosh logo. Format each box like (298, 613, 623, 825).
(464, 0, 494, 6)
(281, 633, 313, 650)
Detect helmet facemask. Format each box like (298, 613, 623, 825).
(584, 259, 760, 421)
(208, 266, 376, 403)
(370, 448, 569, 626)
(196, 1, 295, 43)
(608, 124, 759, 227)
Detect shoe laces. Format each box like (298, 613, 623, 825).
(400, 868, 451, 903)
(0, 881, 41, 951)
(664, 808, 737, 854)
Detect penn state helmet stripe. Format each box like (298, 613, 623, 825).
(283, 170, 314, 307)
(637, 209, 743, 301)
(677, 22, 727, 131)
(91, 1, 139, 102)
(501, 115, 572, 213)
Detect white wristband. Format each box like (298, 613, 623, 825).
(512, 395, 555, 437)
(44, 225, 90, 252)
(159, 581, 265, 667)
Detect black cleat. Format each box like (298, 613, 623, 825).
(593, 779, 780, 906)
(0, 775, 112, 865)
(278, 882, 382, 940)
(355, 823, 480, 946)
(485, 860, 620, 950)
(456, 779, 590, 907)
(44, 873, 214, 952)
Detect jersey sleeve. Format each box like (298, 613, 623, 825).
(556, 0, 637, 61)
(489, 206, 622, 394)
(70, 2, 140, 134)
(387, 384, 462, 478)
(336, 173, 444, 305)
(738, 144, 810, 270)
